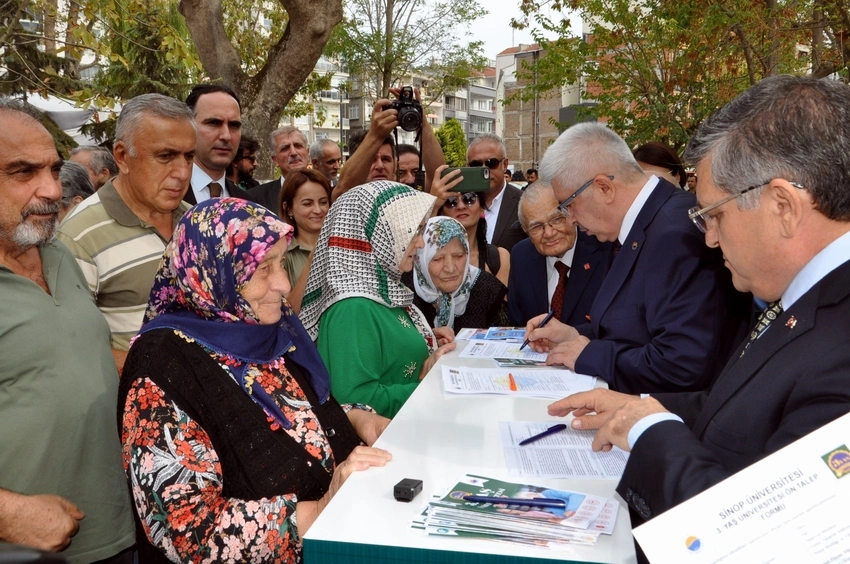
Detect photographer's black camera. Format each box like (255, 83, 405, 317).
(384, 86, 423, 132)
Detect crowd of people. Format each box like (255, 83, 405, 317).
(1, 73, 849, 564)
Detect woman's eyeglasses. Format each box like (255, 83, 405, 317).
(468, 157, 505, 169)
(444, 192, 479, 209)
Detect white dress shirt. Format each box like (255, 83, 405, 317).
(190, 164, 230, 203)
(617, 175, 659, 245)
(483, 180, 507, 244)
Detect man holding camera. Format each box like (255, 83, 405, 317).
(333, 87, 444, 201)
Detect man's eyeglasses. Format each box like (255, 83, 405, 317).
(526, 212, 570, 238)
(687, 180, 804, 233)
(241, 155, 257, 163)
(558, 175, 614, 216)
(444, 192, 478, 209)
(469, 157, 505, 169)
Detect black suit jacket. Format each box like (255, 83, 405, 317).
(184, 179, 256, 206)
(572, 179, 749, 393)
(247, 178, 282, 213)
(490, 184, 527, 252)
(506, 232, 610, 327)
(619, 258, 850, 528)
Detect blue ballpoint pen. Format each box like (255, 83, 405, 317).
(518, 423, 568, 446)
(519, 309, 556, 351)
(462, 495, 567, 509)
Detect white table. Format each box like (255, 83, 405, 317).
(303, 347, 637, 564)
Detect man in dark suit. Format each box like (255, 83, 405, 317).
(184, 84, 255, 205)
(508, 183, 610, 327)
(526, 122, 749, 393)
(547, 76, 850, 535)
(467, 134, 527, 251)
(248, 125, 309, 210)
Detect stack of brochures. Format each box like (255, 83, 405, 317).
(414, 474, 619, 548)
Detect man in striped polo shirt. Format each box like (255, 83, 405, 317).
(57, 93, 196, 372)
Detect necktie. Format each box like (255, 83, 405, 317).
(550, 262, 570, 319)
(740, 300, 783, 357)
(208, 182, 222, 198)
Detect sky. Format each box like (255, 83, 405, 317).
(467, 0, 581, 62)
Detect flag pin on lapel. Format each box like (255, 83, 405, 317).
(584, 263, 590, 270)
(786, 316, 797, 329)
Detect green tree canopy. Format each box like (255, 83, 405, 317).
(436, 118, 466, 167)
(510, 0, 817, 151)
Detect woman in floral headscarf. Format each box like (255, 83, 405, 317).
(403, 216, 507, 332)
(300, 181, 456, 419)
(118, 199, 392, 564)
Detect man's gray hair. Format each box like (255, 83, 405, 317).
(0, 98, 43, 123)
(115, 94, 195, 157)
(467, 133, 506, 161)
(59, 161, 95, 205)
(309, 138, 339, 161)
(270, 125, 307, 153)
(538, 123, 644, 195)
(518, 181, 559, 227)
(684, 75, 850, 220)
(70, 146, 118, 176)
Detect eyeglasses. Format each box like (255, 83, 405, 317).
(469, 157, 505, 169)
(444, 192, 478, 209)
(526, 212, 570, 238)
(558, 175, 614, 216)
(687, 180, 804, 233)
(241, 155, 257, 163)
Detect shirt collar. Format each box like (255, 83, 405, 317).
(191, 163, 226, 191)
(782, 228, 850, 309)
(617, 175, 659, 244)
(99, 179, 142, 227)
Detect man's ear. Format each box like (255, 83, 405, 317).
(113, 141, 131, 174)
(597, 174, 616, 204)
(766, 179, 806, 239)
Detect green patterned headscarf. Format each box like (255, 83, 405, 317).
(301, 181, 437, 347)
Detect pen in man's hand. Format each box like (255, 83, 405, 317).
(519, 309, 556, 351)
(519, 423, 568, 446)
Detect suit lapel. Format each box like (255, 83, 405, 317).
(690, 262, 850, 436)
(493, 186, 518, 245)
(562, 236, 604, 322)
(528, 250, 550, 315)
(589, 185, 673, 333)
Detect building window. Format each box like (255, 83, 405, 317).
(350, 104, 360, 120)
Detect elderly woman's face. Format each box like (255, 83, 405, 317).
(240, 238, 291, 324)
(428, 237, 467, 294)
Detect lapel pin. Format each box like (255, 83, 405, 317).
(786, 316, 797, 329)
(584, 263, 591, 270)
(585, 315, 591, 321)
(631, 241, 638, 250)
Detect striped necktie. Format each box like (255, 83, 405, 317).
(740, 300, 783, 357)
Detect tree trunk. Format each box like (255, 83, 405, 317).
(178, 0, 343, 179)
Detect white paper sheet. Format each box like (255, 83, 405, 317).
(458, 339, 548, 361)
(442, 367, 596, 399)
(499, 421, 629, 480)
(633, 411, 850, 563)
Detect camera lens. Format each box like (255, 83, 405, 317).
(399, 108, 422, 132)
